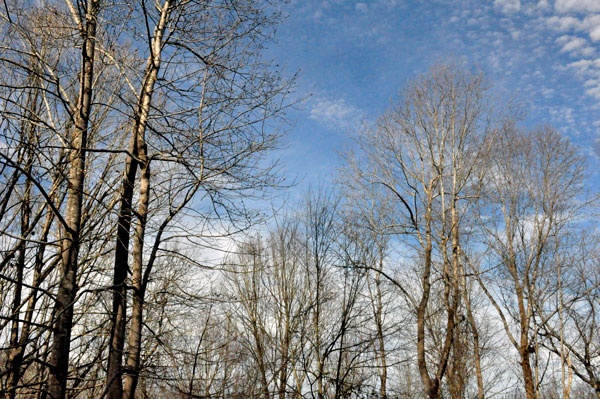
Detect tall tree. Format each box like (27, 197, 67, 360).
(46, 2, 99, 397)
(473, 124, 587, 399)
(345, 65, 494, 399)
(104, 0, 292, 396)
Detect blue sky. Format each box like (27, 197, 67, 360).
(266, 0, 600, 191)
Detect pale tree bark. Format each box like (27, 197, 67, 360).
(47, 1, 99, 397)
(474, 125, 586, 399)
(536, 235, 600, 399)
(106, 2, 174, 398)
(464, 281, 485, 399)
(229, 241, 272, 399)
(345, 66, 492, 399)
(106, 1, 292, 397)
(365, 244, 388, 399)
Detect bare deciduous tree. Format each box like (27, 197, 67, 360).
(345, 65, 493, 399)
(474, 124, 587, 399)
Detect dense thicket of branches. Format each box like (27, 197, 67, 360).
(0, 2, 598, 399)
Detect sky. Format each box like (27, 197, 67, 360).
(266, 0, 600, 192)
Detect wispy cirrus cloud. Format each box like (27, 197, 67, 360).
(309, 97, 365, 129)
(556, 35, 595, 56)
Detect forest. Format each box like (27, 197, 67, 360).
(0, 1, 599, 398)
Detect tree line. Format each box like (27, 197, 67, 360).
(0, 1, 599, 399)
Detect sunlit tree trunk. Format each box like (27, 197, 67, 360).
(47, 2, 99, 397)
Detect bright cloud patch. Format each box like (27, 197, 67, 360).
(566, 58, 600, 74)
(309, 97, 364, 128)
(590, 25, 600, 41)
(585, 85, 600, 98)
(565, 58, 600, 98)
(556, 35, 595, 56)
(546, 15, 581, 31)
(494, 0, 521, 13)
(547, 15, 600, 45)
(557, 35, 585, 51)
(555, 0, 600, 13)
(537, 0, 550, 9)
(355, 2, 368, 13)
(582, 15, 600, 41)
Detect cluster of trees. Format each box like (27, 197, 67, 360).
(0, 1, 598, 399)
(0, 1, 291, 398)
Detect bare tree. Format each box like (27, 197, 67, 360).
(0, 1, 291, 398)
(537, 233, 600, 398)
(345, 65, 493, 399)
(473, 124, 587, 399)
(0, 2, 118, 398)
(103, 2, 292, 397)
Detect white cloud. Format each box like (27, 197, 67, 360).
(566, 58, 600, 76)
(584, 78, 600, 87)
(590, 25, 600, 41)
(494, 0, 521, 13)
(555, 0, 600, 13)
(557, 35, 587, 52)
(585, 85, 600, 98)
(537, 0, 551, 9)
(564, 59, 600, 98)
(547, 14, 600, 43)
(309, 97, 365, 128)
(546, 15, 581, 31)
(541, 87, 555, 97)
(375, 0, 401, 9)
(582, 14, 600, 40)
(355, 2, 368, 12)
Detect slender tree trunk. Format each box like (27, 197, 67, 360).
(278, 362, 287, 399)
(105, 129, 138, 399)
(517, 285, 536, 399)
(466, 295, 484, 399)
(375, 270, 387, 399)
(513, 262, 536, 399)
(417, 210, 440, 399)
(314, 264, 324, 399)
(447, 198, 466, 399)
(5, 168, 30, 399)
(105, 2, 173, 398)
(122, 157, 149, 399)
(5, 115, 35, 399)
(46, 2, 98, 397)
(278, 317, 290, 399)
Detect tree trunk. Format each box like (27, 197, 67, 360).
(466, 297, 485, 399)
(105, 2, 173, 398)
(417, 212, 440, 399)
(5, 169, 30, 399)
(105, 121, 138, 399)
(123, 157, 149, 399)
(521, 348, 536, 399)
(46, 2, 98, 397)
(375, 270, 387, 399)
(5, 113, 35, 399)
